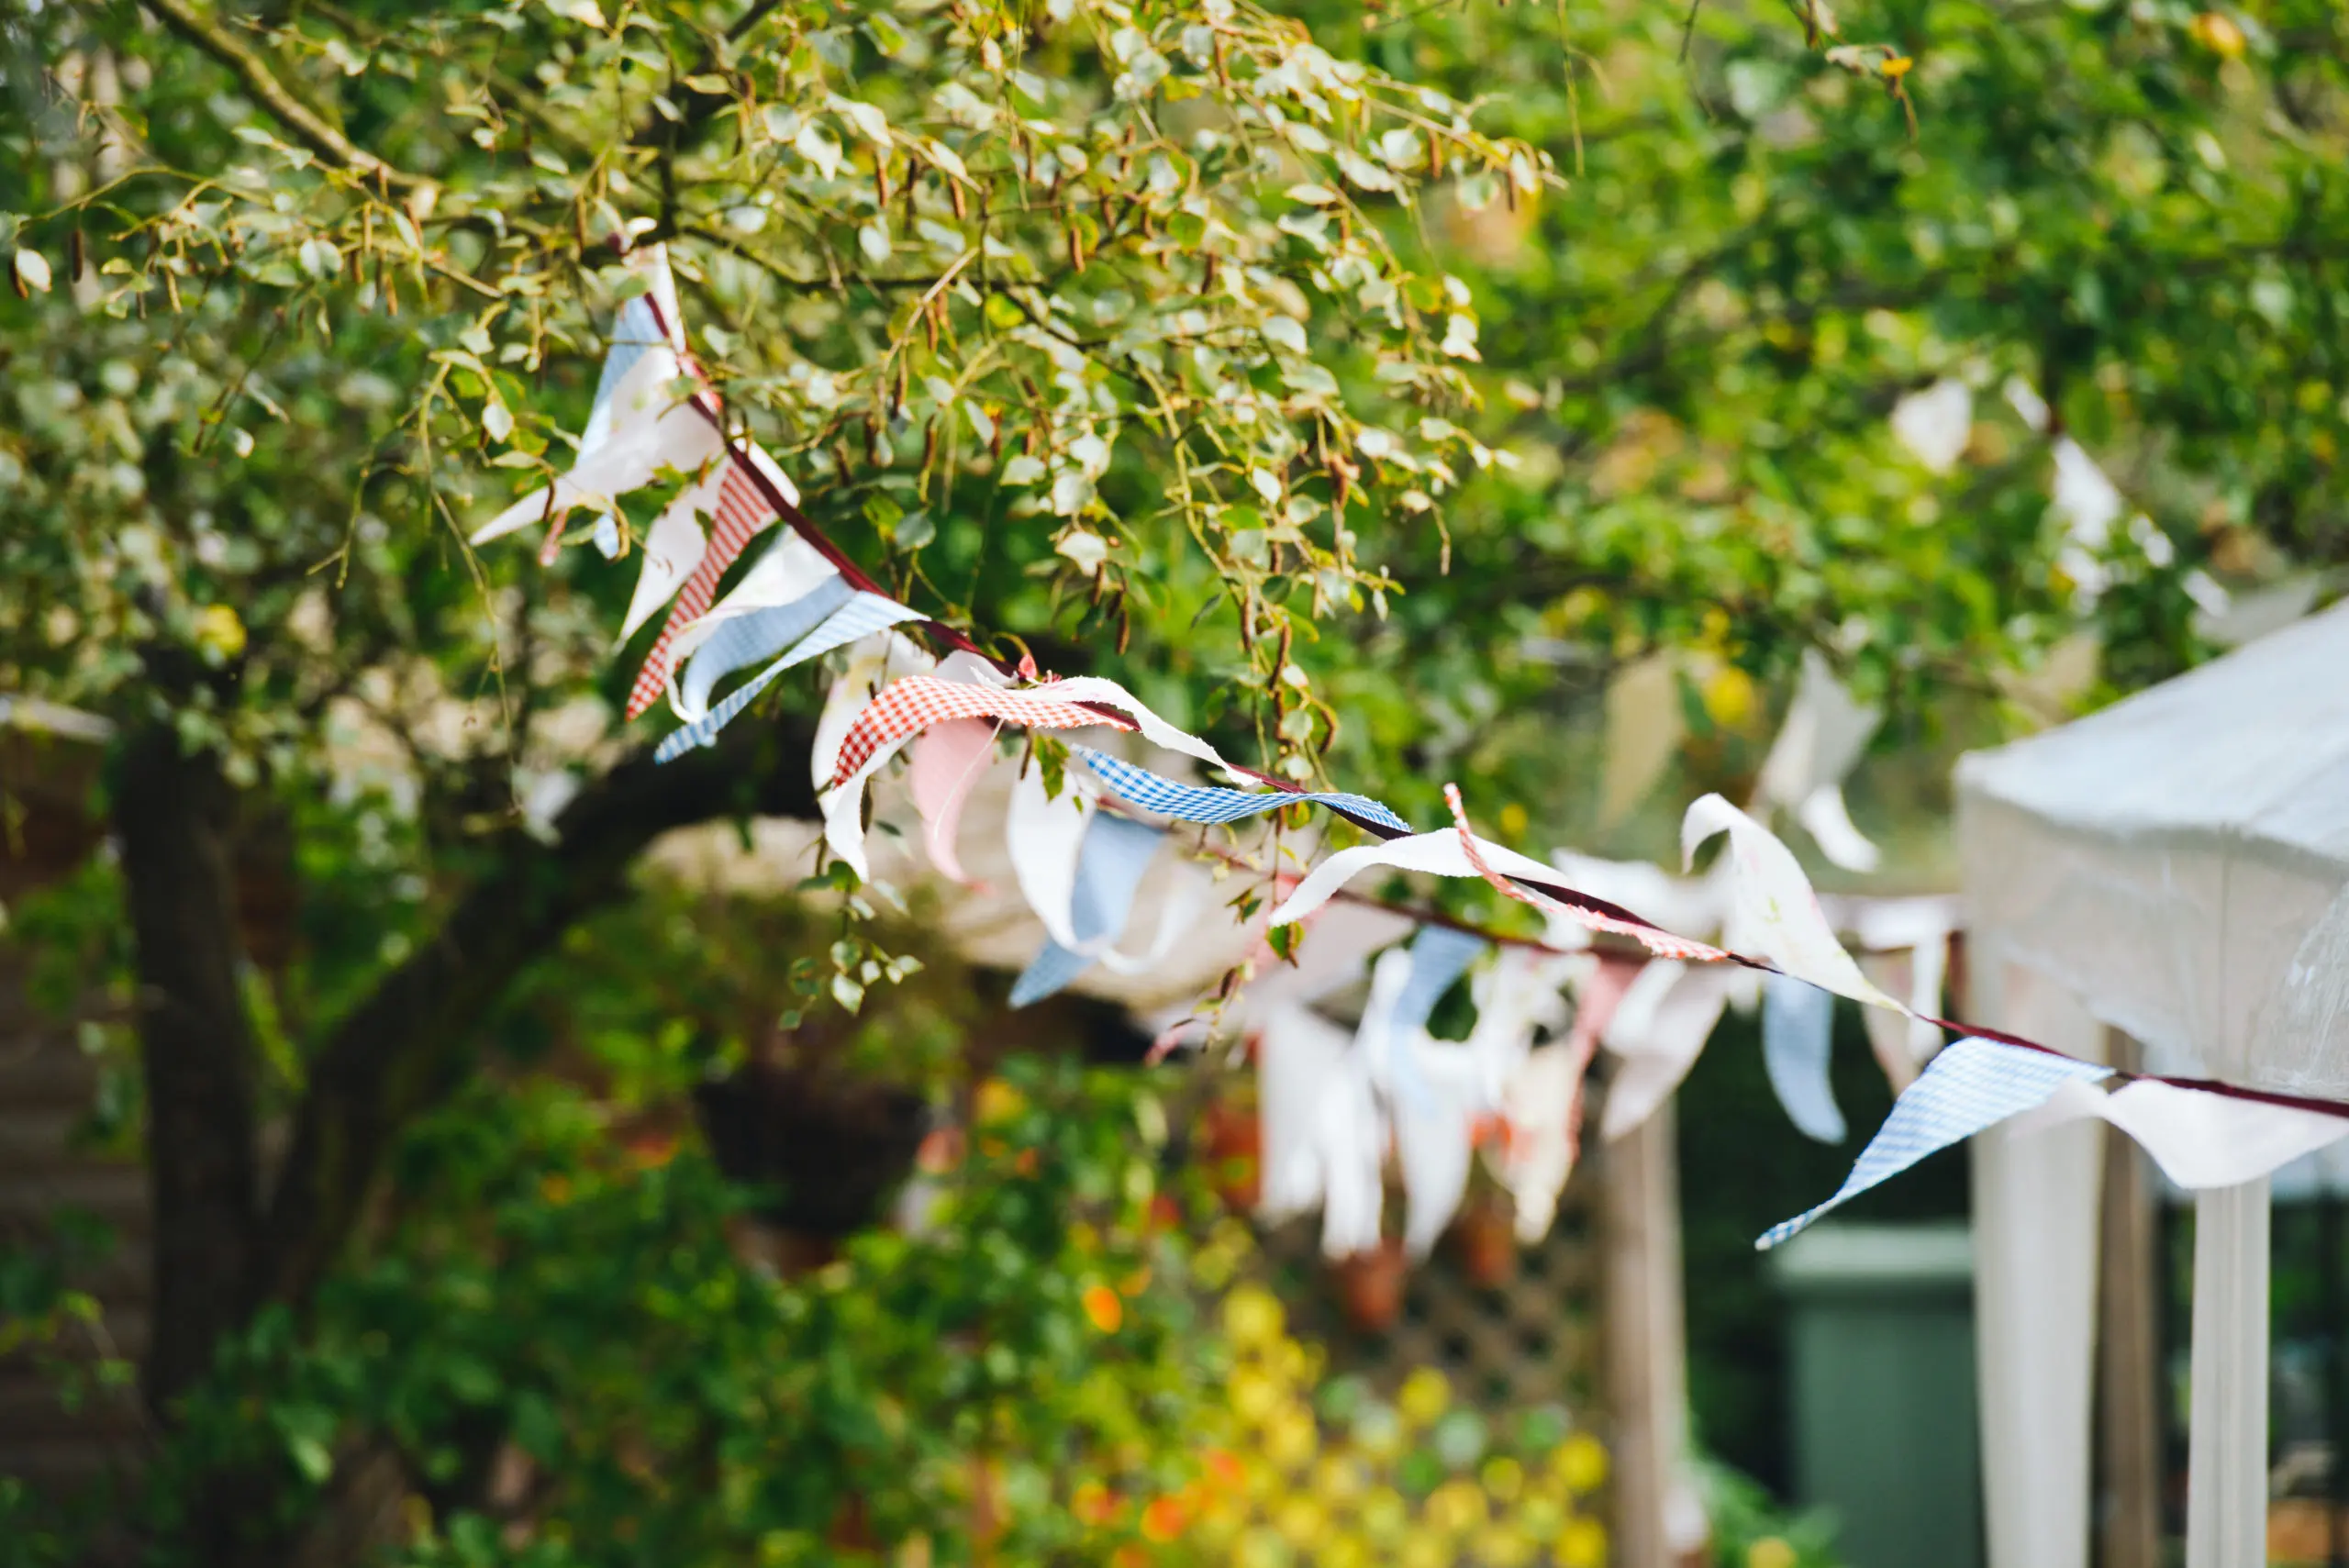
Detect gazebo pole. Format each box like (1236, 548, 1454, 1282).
(2185, 1176, 2270, 1568)
(1970, 958, 2105, 1568)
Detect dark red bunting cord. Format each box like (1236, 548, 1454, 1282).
(617, 293, 2349, 1126)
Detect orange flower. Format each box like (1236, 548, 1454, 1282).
(1083, 1284, 1125, 1333)
(1140, 1496, 1187, 1543)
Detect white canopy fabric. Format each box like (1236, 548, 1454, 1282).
(1955, 598, 2349, 1568)
(1957, 599, 2349, 1090)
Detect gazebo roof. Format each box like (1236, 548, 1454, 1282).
(1956, 601, 2349, 1091)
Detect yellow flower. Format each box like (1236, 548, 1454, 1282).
(1359, 1486, 1409, 1544)
(1480, 1455, 1526, 1502)
(1274, 1496, 1329, 1548)
(1878, 53, 1915, 79)
(1701, 663, 1756, 728)
(1556, 1516, 1609, 1568)
(1397, 1529, 1449, 1568)
(1397, 1367, 1452, 1428)
(1427, 1479, 1487, 1538)
(1475, 1523, 1538, 1568)
(1264, 1406, 1319, 1472)
(1322, 1534, 1372, 1568)
(1223, 1284, 1286, 1349)
(974, 1079, 1024, 1125)
(193, 604, 248, 662)
(1229, 1366, 1280, 1427)
(1313, 1454, 1370, 1505)
(1553, 1433, 1609, 1495)
(2189, 10, 2246, 58)
(1747, 1537, 1799, 1568)
(1234, 1527, 1292, 1568)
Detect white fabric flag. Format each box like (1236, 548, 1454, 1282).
(2019, 1078, 2349, 1191)
(1601, 962, 1743, 1141)
(616, 473, 715, 643)
(1682, 795, 1900, 1011)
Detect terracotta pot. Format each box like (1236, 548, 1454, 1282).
(1451, 1193, 1518, 1289)
(1329, 1240, 1408, 1333)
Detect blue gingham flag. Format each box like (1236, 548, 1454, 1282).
(580, 295, 665, 457)
(1010, 812, 1165, 1006)
(654, 592, 922, 762)
(1763, 973, 1845, 1144)
(1074, 748, 1414, 834)
(1756, 1037, 2112, 1250)
(677, 576, 855, 719)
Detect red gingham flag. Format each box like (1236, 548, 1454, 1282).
(625, 457, 777, 719)
(825, 677, 1138, 792)
(1442, 784, 1731, 963)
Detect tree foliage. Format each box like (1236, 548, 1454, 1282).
(2, 0, 2345, 1562)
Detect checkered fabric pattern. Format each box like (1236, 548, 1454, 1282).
(1755, 1037, 2112, 1250)
(1074, 747, 1416, 834)
(655, 592, 923, 762)
(626, 458, 778, 719)
(677, 576, 855, 719)
(1442, 785, 1729, 963)
(824, 677, 1140, 791)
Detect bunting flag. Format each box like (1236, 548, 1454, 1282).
(1255, 1005, 1357, 1221)
(617, 475, 714, 644)
(1682, 794, 1900, 1010)
(907, 718, 999, 886)
(1491, 1041, 1582, 1244)
(1600, 962, 1742, 1141)
(1763, 974, 1845, 1144)
(825, 678, 1142, 794)
(1075, 748, 1415, 835)
(1009, 812, 1168, 1006)
(671, 534, 850, 718)
(626, 457, 783, 720)
(462, 246, 2349, 1258)
(1392, 926, 1487, 1037)
(652, 593, 924, 762)
(578, 294, 667, 461)
(2017, 1077, 2349, 1191)
(1753, 649, 1884, 873)
(1270, 802, 1729, 962)
(811, 632, 940, 791)
(1757, 1039, 2112, 1250)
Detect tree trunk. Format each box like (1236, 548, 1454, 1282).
(113, 721, 263, 1418)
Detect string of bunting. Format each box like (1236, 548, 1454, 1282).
(473, 246, 2349, 1255)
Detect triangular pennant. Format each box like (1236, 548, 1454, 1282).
(1008, 812, 1166, 1006)
(907, 718, 998, 886)
(626, 457, 782, 719)
(1682, 795, 1898, 1009)
(652, 593, 927, 762)
(1762, 974, 1845, 1143)
(1075, 747, 1414, 835)
(1756, 1039, 2110, 1250)
(616, 475, 715, 644)
(677, 576, 854, 721)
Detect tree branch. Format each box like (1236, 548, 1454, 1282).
(139, 0, 429, 191)
(256, 710, 823, 1309)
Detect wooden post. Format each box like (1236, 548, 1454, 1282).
(1605, 1096, 1693, 1568)
(2186, 1176, 2270, 1568)
(2097, 1030, 2164, 1568)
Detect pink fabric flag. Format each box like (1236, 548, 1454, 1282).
(907, 717, 998, 887)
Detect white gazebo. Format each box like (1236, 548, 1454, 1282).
(1956, 600, 2349, 1568)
